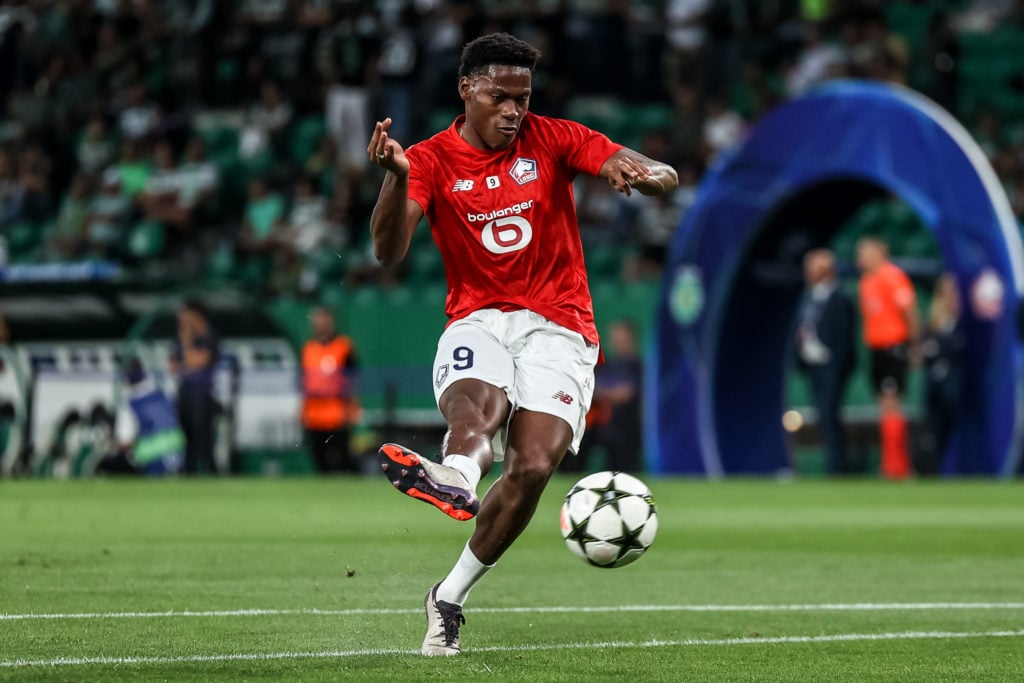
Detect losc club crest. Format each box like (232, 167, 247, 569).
(435, 363, 450, 388)
(509, 157, 538, 185)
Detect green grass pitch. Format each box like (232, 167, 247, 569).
(2, 476, 1023, 681)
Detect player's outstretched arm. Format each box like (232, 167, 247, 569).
(368, 117, 423, 266)
(599, 149, 678, 198)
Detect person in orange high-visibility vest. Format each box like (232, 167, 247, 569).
(301, 307, 359, 473)
(856, 236, 919, 480)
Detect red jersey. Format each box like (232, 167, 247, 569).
(405, 113, 622, 344)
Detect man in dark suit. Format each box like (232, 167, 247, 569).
(796, 249, 857, 474)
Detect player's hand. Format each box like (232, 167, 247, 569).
(367, 118, 409, 176)
(606, 155, 653, 197)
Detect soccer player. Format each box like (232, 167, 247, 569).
(367, 33, 678, 656)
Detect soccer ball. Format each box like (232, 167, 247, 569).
(559, 471, 658, 568)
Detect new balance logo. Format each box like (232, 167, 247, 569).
(452, 179, 475, 192)
(552, 391, 574, 405)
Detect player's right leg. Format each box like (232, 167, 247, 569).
(379, 315, 513, 520)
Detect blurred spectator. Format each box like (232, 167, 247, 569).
(418, 1, 467, 108)
(282, 173, 345, 292)
(76, 116, 118, 176)
(303, 134, 337, 195)
(624, 157, 699, 280)
(176, 137, 220, 221)
(702, 94, 745, 159)
(138, 139, 183, 226)
(238, 177, 288, 289)
(238, 0, 288, 26)
(916, 274, 966, 476)
(118, 83, 160, 141)
(786, 21, 844, 96)
(47, 173, 93, 260)
(170, 299, 220, 475)
(284, 173, 341, 256)
(796, 249, 857, 475)
(239, 177, 286, 252)
(376, 6, 420, 144)
(113, 138, 153, 199)
(324, 41, 373, 173)
(923, 10, 960, 114)
(663, 0, 711, 98)
(139, 138, 219, 238)
(953, 0, 1018, 32)
(0, 0, 1015, 288)
(589, 319, 645, 473)
(240, 80, 293, 162)
(564, 0, 628, 95)
(16, 142, 53, 224)
(669, 84, 706, 162)
(576, 174, 626, 246)
(0, 147, 22, 225)
(86, 168, 131, 259)
(856, 236, 919, 480)
(301, 307, 360, 474)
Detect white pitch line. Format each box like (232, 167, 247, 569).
(2, 629, 1023, 668)
(2, 602, 1024, 622)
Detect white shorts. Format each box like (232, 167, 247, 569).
(432, 309, 599, 459)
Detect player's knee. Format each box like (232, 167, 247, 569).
(505, 448, 558, 493)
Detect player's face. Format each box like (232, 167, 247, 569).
(459, 65, 532, 151)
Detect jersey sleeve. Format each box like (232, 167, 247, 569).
(547, 118, 623, 177)
(889, 267, 916, 311)
(405, 143, 434, 215)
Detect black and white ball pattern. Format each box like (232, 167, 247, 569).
(559, 471, 658, 568)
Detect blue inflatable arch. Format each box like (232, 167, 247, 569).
(649, 81, 1024, 478)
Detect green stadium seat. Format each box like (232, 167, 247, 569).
(351, 285, 383, 309)
(200, 126, 240, 155)
(290, 116, 326, 165)
(426, 110, 460, 137)
(318, 285, 348, 311)
(419, 284, 447, 308)
(409, 247, 445, 283)
(885, 3, 933, 52)
(383, 285, 414, 307)
(630, 104, 674, 132)
(128, 220, 166, 259)
(214, 58, 240, 88)
(6, 221, 41, 261)
(237, 255, 272, 289)
(585, 244, 623, 278)
(306, 249, 345, 285)
(206, 244, 237, 283)
(567, 98, 625, 136)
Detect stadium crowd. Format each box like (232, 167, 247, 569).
(1, 0, 1024, 296)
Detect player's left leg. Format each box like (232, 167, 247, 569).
(468, 409, 572, 563)
(422, 409, 571, 656)
(422, 317, 596, 655)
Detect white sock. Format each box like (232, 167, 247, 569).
(442, 453, 482, 491)
(436, 543, 493, 606)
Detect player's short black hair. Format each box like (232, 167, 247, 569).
(458, 33, 541, 79)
